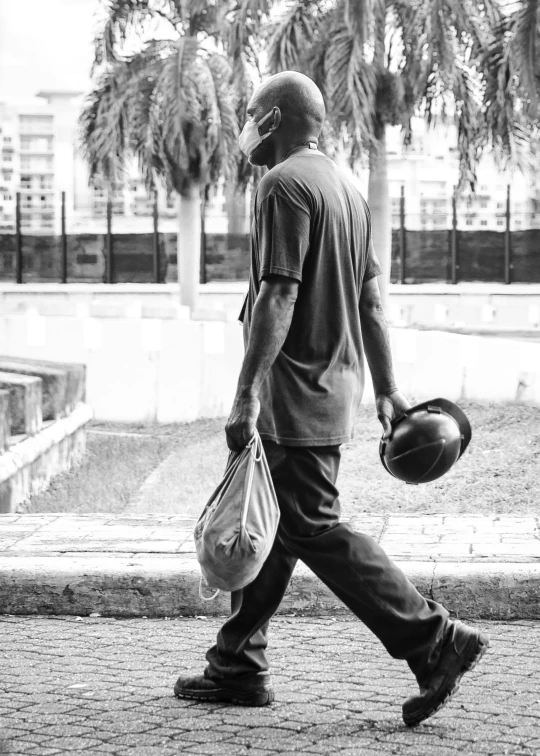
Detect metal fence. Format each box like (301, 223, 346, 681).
(389, 185, 540, 284)
(1, 187, 539, 284)
(0, 191, 252, 284)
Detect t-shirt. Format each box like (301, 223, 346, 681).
(240, 147, 382, 446)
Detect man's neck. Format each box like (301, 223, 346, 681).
(267, 140, 318, 169)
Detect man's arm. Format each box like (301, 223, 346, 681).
(226, 274, 298, 451)
(359, 276, 410, 438)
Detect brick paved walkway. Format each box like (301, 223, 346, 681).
(1, 616, 538, 756)
(2, 513, 539, 562)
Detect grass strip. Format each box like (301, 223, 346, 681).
(21, 402, 540, 515)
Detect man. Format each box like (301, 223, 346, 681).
(175, 71, 488, 726)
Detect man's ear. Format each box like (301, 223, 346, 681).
(270, 107, 281, 131)
(260, 107, 281, 136)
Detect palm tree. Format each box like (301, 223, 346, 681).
(257, 0, 518, 305)
(79, 0, 240, 308)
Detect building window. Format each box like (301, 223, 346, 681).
(466, 220, 473, 226)
(480, 220, 487, 226)
(497, 220, 503, 226)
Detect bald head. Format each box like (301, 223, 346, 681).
(253, 71, 326, 138)
(244, 71, 326, 168)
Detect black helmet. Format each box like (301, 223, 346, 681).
(379, 398, 471, 485)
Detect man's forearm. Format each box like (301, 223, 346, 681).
(360, 307, 398, 395)
(237, 287, 296, 398)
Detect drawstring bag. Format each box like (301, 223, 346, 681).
(194, 430, 280, 599)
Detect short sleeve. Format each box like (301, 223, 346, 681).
(363, 235, 383, 283)
(256, 192, 311, 283)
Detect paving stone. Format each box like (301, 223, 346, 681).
(1, 616, 539, 755)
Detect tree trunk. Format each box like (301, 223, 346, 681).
(225, 184, 250, 234)
(177, 183, 201, 310)
(367, 126, 392, 310)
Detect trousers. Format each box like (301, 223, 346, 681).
(205, 440, 449, 684)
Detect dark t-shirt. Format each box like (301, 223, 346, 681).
(241, 148, 382, 446)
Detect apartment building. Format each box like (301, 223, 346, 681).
(0, 94, 78, 233)
(386, 118, 538, 231)
(0, 91, 229, 236)
(0, 104, 18, 232)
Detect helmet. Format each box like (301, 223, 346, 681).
(379, 398, 471, 485)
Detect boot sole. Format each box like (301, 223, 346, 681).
(403, 631, 489, 727)
(174, 683, 274, 707)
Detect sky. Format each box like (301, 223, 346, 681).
(0, 0, 97, 101)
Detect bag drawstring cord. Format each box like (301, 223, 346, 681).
(199, 575, 220, 601)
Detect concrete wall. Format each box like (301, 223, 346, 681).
(1, 294, 539, 421)
(2, 282, 540, 330)
(387, 283, 540, 330)
(0, 305, 244, 422)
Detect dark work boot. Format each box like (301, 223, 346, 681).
(403, 620, 489, 727)
(174, 671, 274, 707)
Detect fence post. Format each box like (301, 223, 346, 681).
(106, 197, 113, 284)
(504, 183, 511, 285)
(153, 189, 160, 284)
(451, 187, 458, 285)
(61, 191, 67, 284)
(200, 206, 207, 285)
(15, 192, 22, 284)
(399, 184, 406, 283)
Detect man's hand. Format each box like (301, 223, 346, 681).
(376, 390, 411, 440)
(225, 390, 261, 452)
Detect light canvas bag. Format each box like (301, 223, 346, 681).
(194, 430, 280, 598)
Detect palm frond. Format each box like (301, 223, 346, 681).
(93, 0, 183, 71)
(481, 17, 535, 174)
(267, 0, 322, 73)
(452, 59, 486, 190)
(125, 44, 169, 190)
(206, 54, 240, 183)
(229, 52, 259, 191)
(324, 23, 378, 162)
(226, 0, 273, 72)
(78, 60, 133, 183)
(343, 0, 373, 48)
(156, 37, 200, 193)
(511, 0, 540, 116)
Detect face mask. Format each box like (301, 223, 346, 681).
(238, 110, 275, 158)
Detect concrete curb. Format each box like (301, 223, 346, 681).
(2, 513, 539, 620)
(1, 554, 539, 620)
